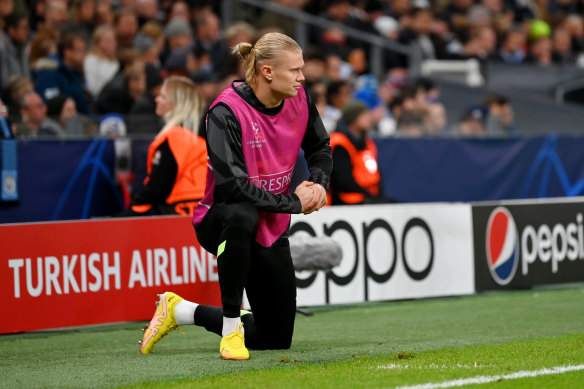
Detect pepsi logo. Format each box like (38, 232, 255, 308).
(486, 207, 519, 285)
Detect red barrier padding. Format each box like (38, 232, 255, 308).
(0, 215, 221, 334)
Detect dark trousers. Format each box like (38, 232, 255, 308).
(194, 202, 297, 350)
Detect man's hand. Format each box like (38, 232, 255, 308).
(295, 181, 315, 214)
(295, 181, 327, 214)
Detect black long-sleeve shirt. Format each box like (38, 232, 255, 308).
(132, 140, 178, 206)
(205, 82, 332, 214)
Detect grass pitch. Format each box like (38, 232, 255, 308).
(1, 285, 583, 388)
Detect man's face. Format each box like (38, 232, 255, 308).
(23, 94, 47, 126)
(9, 18, 30, 45)
(268, 49, 305, 100)
(66, 38, 87, 70)
(353, 110, 373, 132)
(46, 0, 69, 30)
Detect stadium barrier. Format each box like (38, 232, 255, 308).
(3, 135, 584, 224)
(291, 203, 475, 307)
(3, 198, 584, 333)
(472, 197, 584, 291)
(0, 216, 221, 334)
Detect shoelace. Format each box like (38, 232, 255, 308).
(224, 323, 245, 347)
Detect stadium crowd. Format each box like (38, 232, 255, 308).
(0, 0, 580, 139)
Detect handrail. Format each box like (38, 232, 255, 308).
(221, 0, 413, 78)
(554, 76, 584, 105)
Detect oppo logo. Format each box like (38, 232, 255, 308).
(291, 217, 434, 302)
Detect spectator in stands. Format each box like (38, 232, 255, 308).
(385, 0, 413, 22)
(84, 24, 119, 98)
(130, 63, 163, 115)
(223, 21, 256, 78)
(347, 47, 368, 75)
(163, 46, 198, 77)
(136, 0, 159, 27)
(308, 82, 329, 128)
(67, 0, 98, 45)
(95, 54, 145, 114)
(14, 91, 63, 138)
(396, 109, 426, 136)
(393, 7, 451, 68)
(114, 7, 139, 50)
(2, 75, 33, 123)
(135, 21, 164, 69)
(166, 1, 190, 22)
(0, 0, 14, 19)
(439, 0, 474, 38)
(551, 27, 576, 65)
(323, 80, 352, 133)
(560, 15, 584, 55)
(496, 28, 527, 63)
(41, 0, 69, 37)
(329, 100, 387, 205)
(192, 9, 230, 77)
(316, 0, 373, 53)
(527, 35, 553, 66)
(461, 25, 498, 60)
(163, 17, 192, 52)
(453, 104, 487, 136)
(29, 27, 59, 71)
(46, 94, 97, 136)
(35, 31, 90, 114)
(302, 49, 327, 88)
(191, 68, 220, 109)
(96, 0, 115, 25)
(0, 12, 31, 87)
(324, 54, 346, 82)
(121, 76, 207, 216)
(424, 103, 448, 134)
(484, 94, 516, 135)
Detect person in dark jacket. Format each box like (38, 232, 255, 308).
(329, 100, 390, 205)
(139, 32, 332, 361)
(34, 31, 90, 114)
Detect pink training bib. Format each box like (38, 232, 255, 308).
(193, 82, 309, 247)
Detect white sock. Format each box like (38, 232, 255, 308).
(222, 316, 243, 337)
(174, 300, 199, 325)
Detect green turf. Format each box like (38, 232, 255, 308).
(1, 285, 583, 388)
(127, 333, 584, 389)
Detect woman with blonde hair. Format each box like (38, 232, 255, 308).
(140, 33, 332, 360)
(124, 75, 207, 216)
(84, 24, 119, 97)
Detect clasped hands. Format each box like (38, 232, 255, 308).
(294, 181, 327, 214)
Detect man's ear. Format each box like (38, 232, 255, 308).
(260, 64, 273, 82)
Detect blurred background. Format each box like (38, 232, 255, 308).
(2, 0, 584, 223)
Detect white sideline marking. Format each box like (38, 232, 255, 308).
(394, 364, 584, 389)
(378, 363, 488, 370)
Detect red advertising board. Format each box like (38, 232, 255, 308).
(0, 216, 221, 334)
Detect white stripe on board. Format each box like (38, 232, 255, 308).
(394, 364, 584, 389)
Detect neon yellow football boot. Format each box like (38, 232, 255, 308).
(139, 292, 184, 354)
(219, 322, 249, 360)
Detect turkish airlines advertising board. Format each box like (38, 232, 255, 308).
(291, 203, 475, 307)
(0, 216, 221, 334)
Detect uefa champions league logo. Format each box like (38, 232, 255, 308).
(251, 122, 264, 141)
